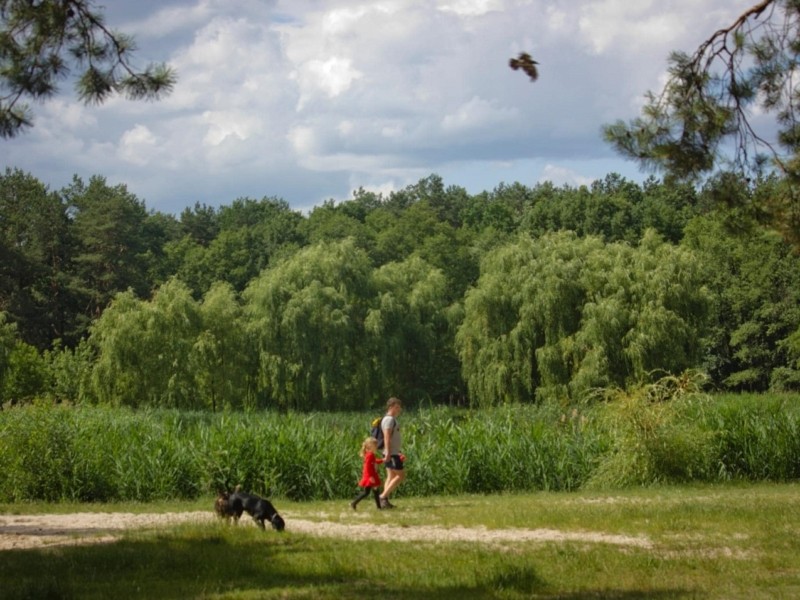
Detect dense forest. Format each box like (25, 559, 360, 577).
(2, 167, 800, 410)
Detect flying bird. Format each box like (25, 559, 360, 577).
(509, 52, 539, 82)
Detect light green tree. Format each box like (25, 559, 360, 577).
(0, 313, 47, 404)
(90, 279, 201, 407)
(190, 282, 254, 411)
(244, 239, 374, 410)
(457, 231, 712, 405)
(366, 255, 461, 403)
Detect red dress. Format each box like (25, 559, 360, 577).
(358, 451, 383, 487)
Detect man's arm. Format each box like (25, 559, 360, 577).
(382, 418, 394, 456)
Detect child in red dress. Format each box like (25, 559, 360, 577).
(350, 437, 384, 510)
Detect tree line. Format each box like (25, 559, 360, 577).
(2, 168, 800, 409)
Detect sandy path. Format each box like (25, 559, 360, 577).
(0, 511, 652, 551)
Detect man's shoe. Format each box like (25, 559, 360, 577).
(379, 497, 395, 509)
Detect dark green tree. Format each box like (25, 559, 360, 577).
(0, 0, 176, 137)
(64, 175, 153, 323)
(0, 168, 77, 348)
(683, 212, 800, 391)
(179, 203, 219, 247)
(172, 197, 305, 296)
(301, 199, 371, 249)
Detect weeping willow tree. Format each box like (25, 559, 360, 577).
(456, 230, 712, 406)
(366, 255, 462, 404)
(243, 239, 375, 411)
(603, 0, 800, 247)
(190, 282, 254, 411)
(89, 279, 202, 408)
(89, 278, 256, 409)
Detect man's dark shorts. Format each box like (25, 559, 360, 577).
(385, 455, 404, 470)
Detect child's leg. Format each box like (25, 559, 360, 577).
(372, 487, 381, 508)
(350, 487, 371, 509)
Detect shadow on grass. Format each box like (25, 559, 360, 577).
(475, 566, 694, 600)
(1, 531, 695, 600)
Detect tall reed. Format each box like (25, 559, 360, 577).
(1, 392, 799, 503)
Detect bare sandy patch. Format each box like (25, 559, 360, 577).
(0, 511, 652, 551)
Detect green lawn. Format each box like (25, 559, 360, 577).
(2, 482, 799, 599)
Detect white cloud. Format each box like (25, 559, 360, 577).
(293, 56, 363, 109)
(5, 0, 756, 215)
(539, 164, 595, 187)
(287, 126, 317, 155)
(441, 96, 519, 133)
(202, 111, 263, 146)
(437, 0, 504, 17)
(118, 125, 159, 166)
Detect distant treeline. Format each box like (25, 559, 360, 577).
(1, 168, 799, 409)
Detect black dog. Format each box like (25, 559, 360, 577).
(219, 486, 285, 531)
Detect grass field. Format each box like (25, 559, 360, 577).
(2, 482, 799, 599)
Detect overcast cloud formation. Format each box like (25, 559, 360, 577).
(4, 0, 750, 214)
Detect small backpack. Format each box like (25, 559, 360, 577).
(370, 415, 394, 450)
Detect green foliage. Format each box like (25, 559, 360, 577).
(367, 256, 462, 403)
(603, 0, 800, 246)
(0, 0, 176, 137)
(0, 337, 47, 404)
(89, 279, 202, 408)
(244, 239, 376, 410)
(712, 393, 800, 480)
(43, 338, 95, 403)
(587, 372, 717, 488)
(171, 197, 306, 296)
(66, 175, 156, 319)
(2, 395, 800, 502)
(406, 404, 598, 495)
(0, 311, 16, 388)
(457, 230, 712, 405)
(3, 169, 800, 405)
(683, 214, 800, 391)
(190, 282, 254, 411)
(0, 168, 77, 347)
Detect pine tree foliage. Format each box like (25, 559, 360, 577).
(0, 0, 175, 137)
(604, 0, 797, 182)
(603, 0, 800, 247)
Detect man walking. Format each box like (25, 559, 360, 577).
(379, 397, 405, 509)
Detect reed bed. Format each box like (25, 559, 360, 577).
(1, 392, 799, 503)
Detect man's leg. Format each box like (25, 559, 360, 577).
(381, 468, 405, 499)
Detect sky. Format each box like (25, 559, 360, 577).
(3, 0, 756, 215)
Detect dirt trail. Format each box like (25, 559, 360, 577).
(0, 511, 652, 551)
